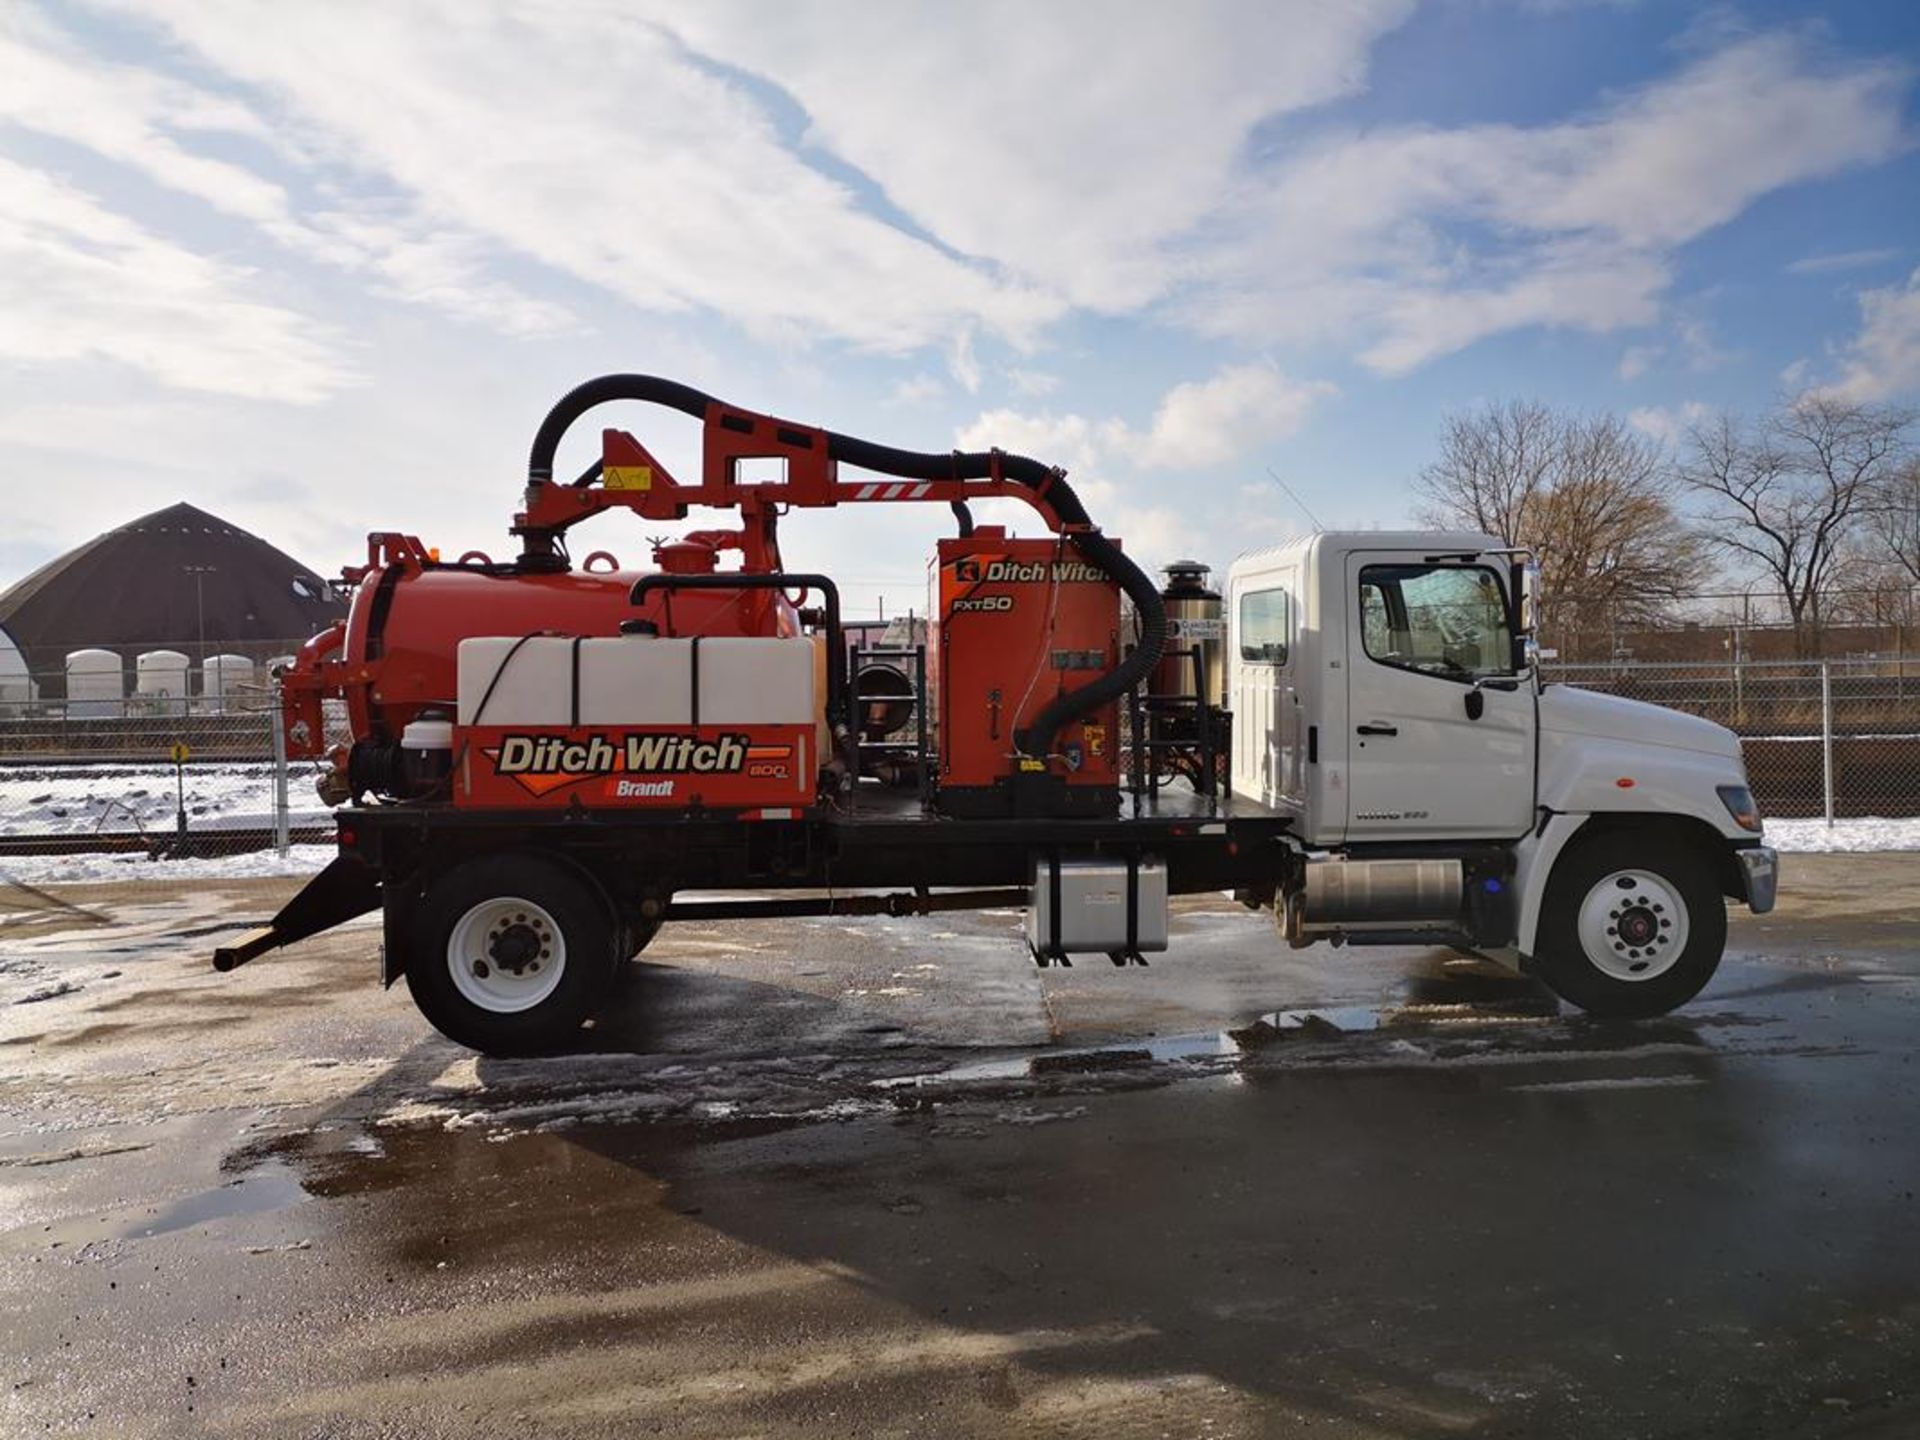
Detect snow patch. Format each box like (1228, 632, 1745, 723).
(0, 845, 335, 885)
(1764, 817, 1920, 853)
(0, 761, 329, 836)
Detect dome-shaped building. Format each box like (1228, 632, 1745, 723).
(0, 501, 346, 699)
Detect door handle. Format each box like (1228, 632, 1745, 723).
(1356, 722, 1398, 737)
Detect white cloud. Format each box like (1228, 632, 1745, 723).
(1137, 364, 1336, 468)
(90, 0, 1060, 352)
(954, 408, 1117, 483)
(0, 6, 577, 340)
(0, 157, 350, 401)
(1626, 401, 1709, 446)
(957, 364, 1333, 478)
(1185, 33, 1908, 371)
(1787, 247, 1903, 276)
(947, 330, 981, 395)
(1007, 368, 1060, 398)
(1674, 315, 1729, 372)
(1618, 345, 1659, 380)
(8, 5, 1905, 386)
(1620, 314, 1728, 380)
(298, 211, 579, 338)
(888, 373, 944, 406)
(1814, 268, 1920, 403)
(0, 9, 286, 224)
(952, 364, 1333, 566)
(645, 0, 1417, 313)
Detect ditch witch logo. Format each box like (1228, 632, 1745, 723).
(485, 731, 771, 799)
(953, 558, 1106, 583)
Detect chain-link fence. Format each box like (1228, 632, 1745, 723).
(0, 656, 350, 895)
(1542, 656, 1920, 820)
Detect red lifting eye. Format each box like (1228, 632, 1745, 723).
(1615, 777, 1636, 789)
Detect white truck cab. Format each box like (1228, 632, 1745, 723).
(1229, 531, 1777, 1018)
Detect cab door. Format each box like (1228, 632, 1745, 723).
(1228, 571, 1301, 812)
(1342, 555, 1534, 841)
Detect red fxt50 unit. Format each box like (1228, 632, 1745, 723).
(932, 529, 1122, 817)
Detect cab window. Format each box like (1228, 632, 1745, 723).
(1238, 588, 1289, 665)
(1357, 564, 1513, 680)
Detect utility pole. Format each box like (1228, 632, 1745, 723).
(183, 565, 217, 664)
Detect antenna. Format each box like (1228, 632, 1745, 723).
(1264, 466, 1324, 532)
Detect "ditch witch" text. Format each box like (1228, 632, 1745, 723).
(496, 733, 750, 775)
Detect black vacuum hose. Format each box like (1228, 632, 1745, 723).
(526, 375, 710, 482)
(523, 374, 1165, 762)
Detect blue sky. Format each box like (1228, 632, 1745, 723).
(2, 0, 1916, 618)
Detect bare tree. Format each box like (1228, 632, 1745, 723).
(1864, 455, 1920, 587)
(1679, 396, 1915, 656)
(1414, 399, 1561, 542)
(1416, 402, 1702, 657)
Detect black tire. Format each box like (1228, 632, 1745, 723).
(405, 853, 617, 1055)
(1532, 830, 1726, 1019)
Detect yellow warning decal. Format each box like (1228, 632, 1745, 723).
(604, 465, 653, 491)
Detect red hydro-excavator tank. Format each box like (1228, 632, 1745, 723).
(281, 372, 1173, 819)
(284, 533, 798, 799)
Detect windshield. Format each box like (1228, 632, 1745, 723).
(1358, 563, 1515, 681)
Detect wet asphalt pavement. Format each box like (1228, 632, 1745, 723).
(1, 854, 1917, 1438)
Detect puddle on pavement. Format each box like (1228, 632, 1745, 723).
(228, 979, 1737, 1159)
(130, 1161, 309, 1239)
(872, 991, 1579, 1097)
(1, 1155, 314, 1255)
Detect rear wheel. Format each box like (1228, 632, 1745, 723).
(1533, 831, 1726, 1019)
(405, 854, 617, 1055)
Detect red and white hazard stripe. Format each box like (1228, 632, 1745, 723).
(851, 481, 933, 501)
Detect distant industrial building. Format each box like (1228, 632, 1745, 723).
(0, 501, 346, 704)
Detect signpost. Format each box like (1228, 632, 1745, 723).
(170, 741, 190, 846)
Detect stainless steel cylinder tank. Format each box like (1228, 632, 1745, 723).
(1155, 560, 1225, 705)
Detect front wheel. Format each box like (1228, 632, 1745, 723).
(1532, 831, 1727, 1019)
(405, 854, 617, 1055)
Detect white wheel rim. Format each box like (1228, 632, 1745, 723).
(1577, 869, 1689, 982)
(447, 896, 567, 1014)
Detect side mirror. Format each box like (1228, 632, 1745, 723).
(1508, 557, 1540, 672)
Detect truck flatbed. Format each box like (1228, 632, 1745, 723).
(337, 778, 1292, 901)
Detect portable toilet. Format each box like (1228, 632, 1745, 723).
(66, 649, 124, 718)
(136, 649, 191, 715)
(201, 653, 256, 712)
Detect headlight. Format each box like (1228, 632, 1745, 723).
(1717, 784, 1763, 833)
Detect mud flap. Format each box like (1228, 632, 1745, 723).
(212, 854, 381, 972)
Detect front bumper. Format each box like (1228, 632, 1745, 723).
(1736, 845, 1778, 915)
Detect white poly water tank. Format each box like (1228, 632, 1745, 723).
(66, 648, 124, 718)
(0, 627, 33, 712)
(201, 653, 256, 711)
(456, 636, 816, 726)
(136, 649, 191, 714)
